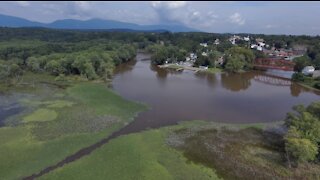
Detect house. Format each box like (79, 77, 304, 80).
(202, 52, 208, 56)
(230, 38, 236, 45)
(214, 39, 220, 45)
(302, 66, 315, 75)
(257, 46, 263, 51)
(255, 38, 264, 43)
(190, 53, 197, 60)
(251, 44, 263, 51)
(251, 44, 258, 49)
(258, 42, 266, 47)
(243, 36, 250, 41)
(229, 35, 241, 45)
(200, 43, 208, 47)
(185, 57, 191, 61)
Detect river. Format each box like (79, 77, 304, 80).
(112, 53, 320, 133)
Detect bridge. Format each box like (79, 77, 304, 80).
(253, 58, 295, 71)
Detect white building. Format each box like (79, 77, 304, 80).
(202, 52, 208, 56)
(229, 35, 241, 45)
(258, 42, 266, 47)
(214, 39, 220, 45)
(251, 44, 258, 49)
(200, 43, 208, 47)
(257, 46, 263, 51)
(302, 66, 315, 75)
(244, 36, 250, 41)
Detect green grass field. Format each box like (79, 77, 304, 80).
(0, 74, 146, 179)
(40, 125, 221, 180)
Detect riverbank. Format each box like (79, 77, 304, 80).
(0, 73, 147, 179)
(158, 63, 222, 74)
(297, 82, 320, 92)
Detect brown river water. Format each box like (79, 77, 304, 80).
(111, 53, 320, 133)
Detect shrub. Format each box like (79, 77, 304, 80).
(291, 72, 305, 82)
(314, 82, 320, 89)
(285, 137, 318, 163)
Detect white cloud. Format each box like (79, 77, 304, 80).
(266, 24, 277, 29)
(74, 1, 91, 10)
(207, 11, 218, 19)
(15, 1, 30, 7)
(229, 12, 245, 25)
(151, 1, 187, 9)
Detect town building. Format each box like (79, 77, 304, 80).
(214, 39, 220, 45)
(200, 43, 208, 47)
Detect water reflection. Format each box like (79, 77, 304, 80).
(194, 72, 217, 88)
(113, 60, 137, 74)
(220, 72, 254, 92)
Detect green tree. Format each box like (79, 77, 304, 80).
(293, 55, 312, 72)
(226, 47, 255, 70)
(151, 46, 168, 65)
(285, 136, 318, 163)
(291, 72, 305, 82)
(8, 63, 23, 79)
(45, 60, 64, 76)
(83, 62, 97, 80)
(225, 56, 245, 72)
(26, 57, 41, 72)
(313, 54, 320, 69)
(284, 102, 320, 164)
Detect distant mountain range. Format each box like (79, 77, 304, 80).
(0, 14, 199, 32)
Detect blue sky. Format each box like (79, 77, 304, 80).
(0, 1, 320, 35)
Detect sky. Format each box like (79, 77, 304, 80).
(0, 1, 320, 35)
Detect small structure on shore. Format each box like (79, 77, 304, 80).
(302, 66, 315, 75)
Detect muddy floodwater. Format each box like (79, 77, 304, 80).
(112, 53, 320, 132)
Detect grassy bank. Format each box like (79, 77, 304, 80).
(41, 120, 320, 180)
(40, 122, 221, 180)
(297, 82, 320, 92)
(205, 68, 222, 74)
(0, 73, 146, 179)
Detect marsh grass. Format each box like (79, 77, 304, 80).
(41, 127, 221, 180)
(168, 121, 320, 179)
(23, 108, 58, 122)
(0, 73, 147, 179)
